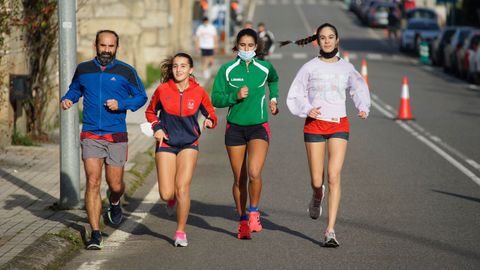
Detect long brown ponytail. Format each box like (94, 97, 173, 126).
(279, 23, 338, 48)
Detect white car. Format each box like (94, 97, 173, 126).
(400, 18, 440, 54)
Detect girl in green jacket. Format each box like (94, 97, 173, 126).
(211, 28, 279, 240)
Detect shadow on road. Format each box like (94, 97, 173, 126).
(431, 189, 480, 204)
(148, 200, 322, 244)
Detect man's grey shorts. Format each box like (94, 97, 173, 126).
(80, 138, 128, 167)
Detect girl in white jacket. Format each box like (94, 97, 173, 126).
(283, 23, 371, 247)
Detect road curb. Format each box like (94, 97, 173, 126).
(0, 149, 155, 270)
(0, 233, 77, 270)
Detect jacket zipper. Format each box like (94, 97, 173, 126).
(99, 68, 103, 131)
(179, 92, 183, 116)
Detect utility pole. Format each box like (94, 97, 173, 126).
(224, 0, 231, 55)
(58, 0, 80, 208)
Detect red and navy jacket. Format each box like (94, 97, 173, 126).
(145, 78, 217, 147)
(61, 58, 147, 135)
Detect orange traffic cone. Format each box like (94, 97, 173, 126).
(397, 76, 414, 120)
(343, 51, 350, 62)
(361, 59, 368, 85)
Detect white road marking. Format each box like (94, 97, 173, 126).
(78, 183, 160, 270)
(268, 53, 283, 59)
(293, 53, 308, 59)
(398, 122, 480, 185)
(371, 94, 480, 186)
(78, 260, 108, 270)
(468, 84, 480, 90)
(366, 53, 383, 60)
(295, 1, 313, 34)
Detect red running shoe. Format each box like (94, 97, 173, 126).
(248, 211, 262, 232)
(237, 220, 251, 239)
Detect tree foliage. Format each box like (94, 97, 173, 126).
(15, 0, 58, 139)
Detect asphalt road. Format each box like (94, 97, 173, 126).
(64, 1, 480, 269)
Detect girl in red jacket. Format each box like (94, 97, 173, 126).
(145, 52, 217, 247)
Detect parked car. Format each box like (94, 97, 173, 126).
(365, 1, 397, 28)
(359, 0, 381, 24)
(474, 47, 480, 83)
(430, 26, 456, 66)
(443, 26, 474, 74)
(456, 30, 480, 80)
(399, 18, 440, 53)
(405, 7, 438, 22)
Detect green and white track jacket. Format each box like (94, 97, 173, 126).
(211, 57, 279, 126)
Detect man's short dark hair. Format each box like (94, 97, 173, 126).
(95, 30, 119, 47)
(202, 17, 209, 22)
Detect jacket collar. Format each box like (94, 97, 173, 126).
(237, 56, 256, 66)
(167, 77, 199, 92)
(93, 57, 117, 69)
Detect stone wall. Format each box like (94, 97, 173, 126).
(0, 0, 193, 149)
(0, 26, 29, 148)
(76, 0, 193, 79)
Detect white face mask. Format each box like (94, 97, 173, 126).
(238, 49, 256, 61)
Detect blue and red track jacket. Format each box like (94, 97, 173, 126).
(145, 78, 217, 147)
(61, 58, 147, 135)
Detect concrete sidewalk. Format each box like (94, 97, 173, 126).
(0, 55, 223, 268)
(0, 87, 156, 268)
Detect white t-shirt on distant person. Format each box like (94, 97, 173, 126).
(195, 23, 217, 49)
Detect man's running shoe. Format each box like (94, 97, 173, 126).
(248, 211, 262, 232)
(324, 230, 340, 248)
(107, 201, 123, 225)
(174, 231, 188, 247)
(86, 230, 103, 250)
(166, 199, 176, 217)
(308, 185, 325, 220)
(237, 220, 251, 239)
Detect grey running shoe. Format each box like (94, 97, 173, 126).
(324, 230, 340, 248)
(174, 233, 188, 247)
(86, 230, 103, 250)
(107, 202, 123, 225)
(308, 185, 325, 219)
(166, 199, 176, 217)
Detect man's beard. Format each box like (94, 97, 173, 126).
(96, 51, 116, 66)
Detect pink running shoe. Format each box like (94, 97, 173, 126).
(237, 220, 251, 239)
(248, 211, 262, 232)
(174, 231, 188, 247)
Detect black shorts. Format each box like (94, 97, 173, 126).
(156, 141, 199, 155)
(225, 122, 270, 146)
(304, 132, 349, 142)
(201, 49, 214, 56)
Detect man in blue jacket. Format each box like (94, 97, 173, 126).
(60, 30, 147, 250)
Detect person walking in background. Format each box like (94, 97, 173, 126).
(387, 6, 400, 41)
(145, 53, 217, 247)
(195, 17, 218, 80)
(257, 22, 275, 60)
(60, 30, 147, 250)
(211, 28, 279, 240)
(243, 20, 253, 29)
(282, 23, 371, 247)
